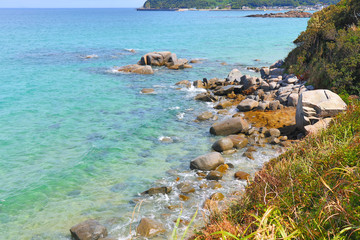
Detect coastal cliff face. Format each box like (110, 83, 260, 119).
(142, 0, 340, 9)
(285, 0, 360, 94)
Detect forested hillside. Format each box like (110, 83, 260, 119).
(142, 0, 339, 9)
(285, 0, 360, 94)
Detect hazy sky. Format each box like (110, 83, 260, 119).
(0, 0, 146, 8)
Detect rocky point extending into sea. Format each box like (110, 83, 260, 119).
(69, 52, 347, 240)
(246, 10, 313, 18)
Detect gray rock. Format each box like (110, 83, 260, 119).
(296, 90, 347, 131)
(304, 118, 333, 135)
(269, 68, 285, 76)
(257, 101, 269, 111)
(210, 117, 250, 136)
(260, 81, 270, 91)
(269, 82, 278, 90)
(212, 137, 234, 152)
(260, 67, 270, 79)
(70, 220, 108, 240)
(270, 60, 284, 69)
(237, 99, 259, 111)
(269, 100, 280, 110)
(190, 152, 224, 171)
(277, 92, 291, 105)
(194, 92, 217, 102)
(226, 69, 242, 83)
(214, 85, 235, 96)
(288, 93, 299, 107)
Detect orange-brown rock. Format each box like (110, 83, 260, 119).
(208, 181, 222, 189)
(234, 171, 250, 180)
(210, 192, 225, 201)
(179, 194, 190, 201)
(243, 107, 296, 129)
(215, 164, 229, 173)
(136, 218, 165, 238)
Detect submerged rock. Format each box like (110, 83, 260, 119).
(141, 88, 155, 94)
(142, 186, 172, 195)
(117, 64, 154, 75)
(196, 111, 214, 121)
(136, 218, 166, 238)
(70, 219, 108, 240)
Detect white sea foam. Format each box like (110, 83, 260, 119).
(176, 112, 185, 120)
(168, 106, 180, 110)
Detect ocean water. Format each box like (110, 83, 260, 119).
(0, 8, 309, 239)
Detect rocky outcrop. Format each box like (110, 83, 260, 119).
(296, 90, 347, 132)
(190, 152, 224, 171)
(70, 220, 108, 240)
(246, 11, 313, 18)
(117, 64, 154, 75)
(138, 51, 191, 70)
(136, 218, 166, 238)
(210, 117, 250, 136)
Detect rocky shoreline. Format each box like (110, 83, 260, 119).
(246, 10, 313, 18)
(69, 53, 347, 240)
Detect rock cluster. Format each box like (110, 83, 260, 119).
(116, 51, 191, 74)
(246, 11, 313, 18)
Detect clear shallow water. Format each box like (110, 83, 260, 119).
(0, 8, 308, 239)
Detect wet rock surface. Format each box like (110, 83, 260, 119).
(70, 219, 108, 240)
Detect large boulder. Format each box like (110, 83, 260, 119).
(136, 218, 166, 238)
(226, 69, 242, 83)
(237, 99, 259, 111)
(296, 90, 347, 131)
(210, 117, 250, 136)
(138, 51, 172, 66)
(212, 137, 234, 152)
(70, 220, 108, 240)
(117, 64, 154, 75)
(190, 152, 224, 171)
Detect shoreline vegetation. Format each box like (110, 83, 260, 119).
(67, 0, 360, 239)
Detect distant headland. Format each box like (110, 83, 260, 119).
(137, 0, 339, 11)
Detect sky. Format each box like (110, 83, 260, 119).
(0, 0, 146, 8)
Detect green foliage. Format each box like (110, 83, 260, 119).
(142, 0, 339, 9)
(285, 0, 360, 95)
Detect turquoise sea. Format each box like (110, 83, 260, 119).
(0, 8, 309, 239)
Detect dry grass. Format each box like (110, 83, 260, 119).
(193, 101, 360, 240)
